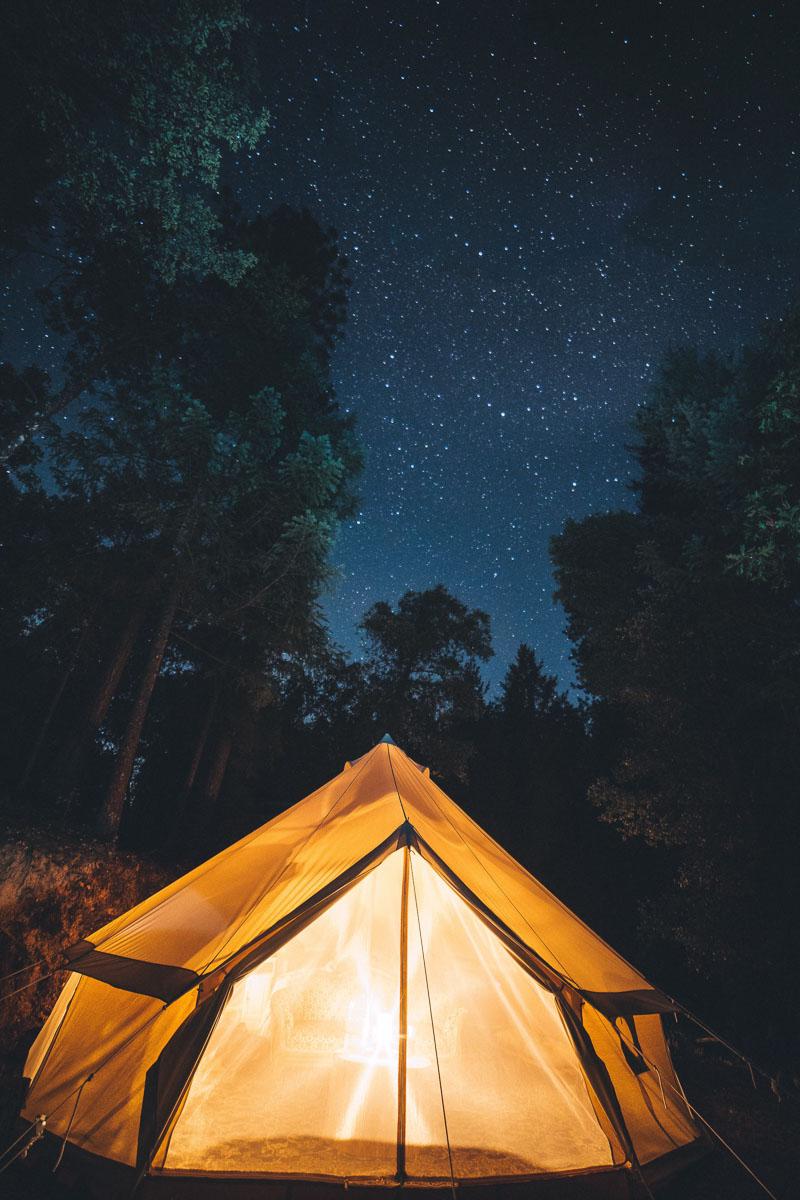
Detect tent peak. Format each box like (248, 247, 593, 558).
(380, 732, 396, 744)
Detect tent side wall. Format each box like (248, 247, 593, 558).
(22, 975, 197, 1167)
(151, 850, 672, 1184)
(388, 749, 661, 999)
(22, 830, 410, 1174)
(580, 1005, 699, 1166)
(67, 748, 406, 987)
(23, 971, 81, 1088)
(22, 869, 700, 1179)
(401, 851, 622, 1180)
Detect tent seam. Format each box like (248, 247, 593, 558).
(197, 745, 383, 974)
(403, 757, 581, 989)
(385, 743, 410, 824)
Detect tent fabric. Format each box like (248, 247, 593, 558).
(159, 852, 617, 1180)
(22, 740, 702, 1186)
(402, 852, 616, 1178)
(24, 975, 196, 1167)
(70, 748, 405, 983)
(63, 743, 660, 1002)
(580, 1007, 697, 1166)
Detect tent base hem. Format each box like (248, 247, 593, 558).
(20, 1133, 709, 1200)
(154, 1165, 626, 1186)
(638, 1136, 711, 1188)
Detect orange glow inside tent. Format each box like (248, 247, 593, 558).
(22, 739, 705, 1194)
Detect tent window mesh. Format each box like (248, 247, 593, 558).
(163, 849, 612, 1178)
(404, 853, 612, 1177)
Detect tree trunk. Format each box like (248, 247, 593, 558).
(184, 684, 220, 795)
(96, 578, 181, 843)
(168, 683, 220, 840)
(203, 726, 235, 810)
(56, 587, 152, 795)
(16, 608, 99, 795)
(194, 721, 236, 835)
(85, 597, 152, 731)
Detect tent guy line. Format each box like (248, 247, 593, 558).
(407, 847, 457, 1200)
(0, 959, 50, 987)
(0, 970, 58, 1003)
(611, 1023, 780, 1200)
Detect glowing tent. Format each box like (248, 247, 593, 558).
(22, 738, 705, 1196)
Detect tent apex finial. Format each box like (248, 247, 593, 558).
(381, 732, 395, 744)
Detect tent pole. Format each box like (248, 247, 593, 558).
(408, 853, 458, 1200)
(396, 844, 410, 1182)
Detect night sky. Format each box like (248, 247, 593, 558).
(8, 2, 800, 687)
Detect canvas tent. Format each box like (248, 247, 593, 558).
(22, 738, 705, 1196)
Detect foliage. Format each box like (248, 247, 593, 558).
(1, 0, 267, 281)
(0, 204, 360, 842)
(729, 312, 800, 588)
(1, 0, 270, 455)
(551, 311, 800, 1056)
(358, 585, 492, 780)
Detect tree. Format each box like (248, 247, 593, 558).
(357, 585, 492, 782)
(1, 0, 270, 455)
(467, 645, 598, 911)
(1, 0, 267, 275)
(729, 310, 800, 590)
(248, 586, 494, 812)
(497, 643, 560, 723)
(550, 316, 800, 1061)
(48, 369, 353, 842)
(1, 206, 360, 844)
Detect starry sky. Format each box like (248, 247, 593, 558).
(233, 0, 800, 688)
(7, 2, 800, 689)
